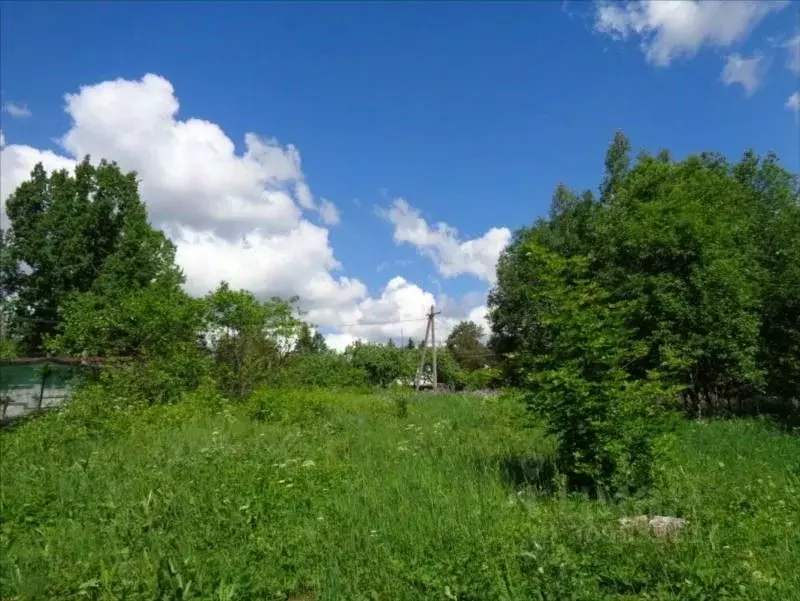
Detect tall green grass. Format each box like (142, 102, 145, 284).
(1, 389, 798, 600)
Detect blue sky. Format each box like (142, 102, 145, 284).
(1, 1, 798, 347)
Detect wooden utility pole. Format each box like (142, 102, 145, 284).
(430, 305, 438, 389)
(415, 316, 431, 390)
(415, 305, 441, 390)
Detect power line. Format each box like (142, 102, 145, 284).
(4, 312, 482, 334)
(331, 316, 429, 329)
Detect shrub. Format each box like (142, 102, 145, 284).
(272, 353, 369, 388)
(520, 244, 678, 494)
(464, 366, 503, 390)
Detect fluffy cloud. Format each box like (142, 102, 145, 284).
(2, 102, 32, 119)
(381, 198, 510, 284)
(0, 74, 357, 313)
(318, 198, 341, 226)
(175, 222, 366, 308)
(721, 53, 767, 95)
(318, 276, 490, 351)
(786, 91, 800, 113)
(324, 333, 362, 353)
(0, 74, 492, 348)
(312, 276, 434, 340)
(58, 74, 343, 237)
(594, 1, 787, 66)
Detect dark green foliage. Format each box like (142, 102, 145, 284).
(49, 279, 209, 404)
(345, 341, 416, 387)
(3, 159, 180, 355)
(445, 320, 491, 371)
(491, 135, 799, 416)
(463, 366, 503, 390)
(517, 244, 678, 493)
(336, 342, 467, 389)
(2, 159, 209, 402)
(600, 129, 632, 203)
(294, 323, 328, 355)
(499, 454, 557, 491)
(428, 347, 467, 389)
(271, 352, 369, 388)
(205, 282, 302, 399)
(490, 133, 799, 490)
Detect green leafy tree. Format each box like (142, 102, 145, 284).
(50, 280, 208, 404)
(445, 321, 490, 371)
(294, 323, 328, 355)
(489, 224, 556, 386)
(205, 282, 301, 399)
(406, 337, 415, 350)
(427, 348, 466, 390)
(491, 131, 800, 419)
(516, 243, 676, 493)
(599, 129, 631, 204)
(272, 353, 368, 388)
(346, 342, 413, 387)
(3, 158, 179, 354)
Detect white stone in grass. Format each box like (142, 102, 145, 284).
(648, 515, 687, 540)
(619, 515, 688, 540)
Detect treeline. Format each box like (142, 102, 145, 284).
(0, 159, 497, 400)
(487, 132, 799, 492)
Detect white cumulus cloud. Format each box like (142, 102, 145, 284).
(0, 74, 494, 347)
(0, 73, 360, 317)
(59, 74, 315, 237)
(175, 222, 367, 311)
(318, 276, 490, 351)
(380, 198, 510, 284)
(318, 198, 341, 226)
(310, 276, 434, 340)
(594, 0, 787, 66)
(721, 52, 767, 95)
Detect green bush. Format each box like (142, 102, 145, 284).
(490, 138, 800, 418)
(246, 387, 331, 423)
(204, 282, 302, 400)
(464, 366, 503, 390)
(520, 244, 678, 494)
(272, 353, 369, 388)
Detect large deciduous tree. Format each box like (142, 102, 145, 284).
(3, 158, 182, 355)
(490, 132, 800, 418)
(445, 321, 490, 371)
(489, 131, 799, 488)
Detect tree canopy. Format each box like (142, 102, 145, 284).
(3, 158, 182, 355)
(490, 133, 799, 415)
(488, 132, 800, 491)
(445, 320, 490, 371)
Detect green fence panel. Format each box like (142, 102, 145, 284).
(0, 361, 85, 421)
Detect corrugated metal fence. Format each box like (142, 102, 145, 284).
(0, 359, 96, 422)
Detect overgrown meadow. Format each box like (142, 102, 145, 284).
(2, 389, 798, 601)
(2, 133, 799, 599)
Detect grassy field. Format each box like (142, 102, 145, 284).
(1, 388, 799, 600)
